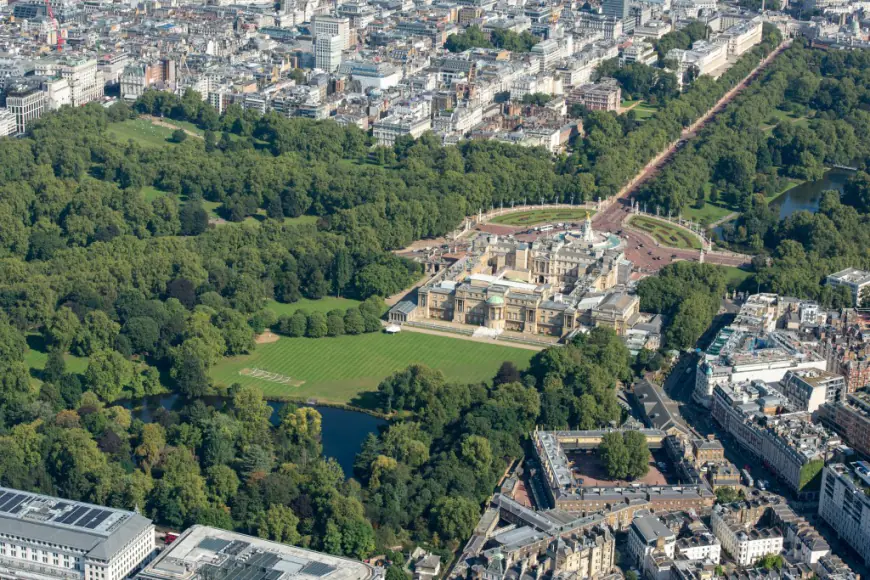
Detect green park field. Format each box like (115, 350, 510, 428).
(489, 208, 596, 227)
(629, 216, 702, 250)
(107, 118, 179, 147)
(210, 332, 534, 406)
(265, 297, 363, 317)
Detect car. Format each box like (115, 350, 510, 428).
(672, 254, 678, 258)
(685, 367, 693, 374)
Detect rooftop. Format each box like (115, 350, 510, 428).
(0, 486, 152, 561)
(137, 525, 376, 580)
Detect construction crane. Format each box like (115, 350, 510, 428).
(45, 0, 63, 52)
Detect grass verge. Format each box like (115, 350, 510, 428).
(629, 215, 703, 250)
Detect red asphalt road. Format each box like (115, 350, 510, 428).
(590, 40, 790, 270)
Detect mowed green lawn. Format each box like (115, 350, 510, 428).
(718, 265, 754, 290)
(490, 208, 596, 227)
(629, 216, 702, 250)
(107, 118, 179, 147)
(265, 297, 363, 317)
(210, 332, 534, 405)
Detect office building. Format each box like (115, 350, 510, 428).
(817, 462, 870, 567)
(136, 525, 377, 580)
(602, 0, 629, 23)
(60, 58, 104, 106)
(5, 84, 46, 135)
(0, 108, 16, 137)
(780, 369, 846, 413)
(313, 15, 351, 50)
(0, 486, 154, 580)
(315, 35, 344, 72)
(827, 268, 870, 305)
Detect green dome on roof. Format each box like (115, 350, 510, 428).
(487, 295, 505, 305)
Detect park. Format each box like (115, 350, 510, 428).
(209, 331, 534, 406)
(489, 208, 596, 227)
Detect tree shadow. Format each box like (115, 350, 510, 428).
(348, 391, 382, 412)
(27, 334, 48, 353)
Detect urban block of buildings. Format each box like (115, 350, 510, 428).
(817, 462, 870, 568)
(0, 485, 155, 580)
(532, 427, 716, 516)
(710, 379, 839, 497)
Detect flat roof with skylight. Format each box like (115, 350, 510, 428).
(136, 526, 377, 580)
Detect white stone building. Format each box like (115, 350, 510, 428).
(0, 486, 154, 580)
(818, 463, 870, 567)
(711, 506, 783, 567)
(627, 514, 676, 571)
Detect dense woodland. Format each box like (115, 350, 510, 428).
(639, 42, 870, 303)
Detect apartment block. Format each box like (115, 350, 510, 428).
(711, 505, 783, 567)
(711, 381, 838, 496)
(780, 368, 846, 413)
(566, 78, 621, 111)
(818, 392, 870, 465)
(373, 113, 431, 146)
(817, 462, 870, 567)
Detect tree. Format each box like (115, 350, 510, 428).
(122, 316, 160, 354)
(166, 278, 197, 309)
(85, 349, 135, 401)
(257, 504, 301, 544)
(326, 313, 345, 337)
(386, 567, 410, 580)
(45, 307, 81, 351)
(170, 129, 187, 143)
(758, 554, 784, 570)
(206, 464, 240, 502)
(599, 432, 630, 480)
(332, 250, 353, 297)
(281, 311, 308, 337)
(43, 348, 66, 384)
(432, 496, 479, 542)
(180, 200, 208, 236)
(494, 361, 521, 385)
(715, 487, 740, 504)
(623, 430, 650, 480)
(204, 130, 217, 153)
(344, 308, 365, 335)
(306, 312, 328, 338)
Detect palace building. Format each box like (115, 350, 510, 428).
(392, 216, 638, 338)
